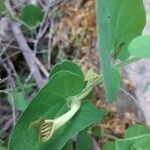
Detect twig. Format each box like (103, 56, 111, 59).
(2, 118, 13, 132)
(11, 22, 46, 87)
(47, 18, 55, 69)
(35, 58, 49, 78)
(33, 2, 58, 53)
(92, 138, 101, 150)
(2, 0, 25, 16)
(0, 57, 16, 126)
(0, 105, 12, 112)
(5, 0, 47, 88)
(119, 88, 138, 104)
(33, 0, 64, 55)
(0, 77, 8, 85)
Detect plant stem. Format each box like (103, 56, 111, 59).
(115, 57, 140, 69)
(77, 75, 103, 101)
(77, 57, 141, 102)
(102, 130, 119, 140)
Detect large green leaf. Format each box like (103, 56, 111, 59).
(125, 124, 150, 138)
(49, 60, 84, 79)
(96, 0, 145, 103)
(128, 35, 150, 58)
(112, 0, 146, 60)
(9, 71, 106, 150)
(96, 0, 113, 103)
(19, 4, 43, 28)
(96, 0, 145, 60)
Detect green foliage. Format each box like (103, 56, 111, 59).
(131, 137, 150, 150)
(19, 4, 43, 29)
(96, 0, 146, 103)
(128, 35, 150, 58)
(96, 0, 145, 59)
(109, 68, 120, 101)
(91, 126, 102, 137)
(103, 141, 116, 150)
(0, 0, 5, 16)
(0, 146, 5, 150)
(112, 0, 145, 60)
(9, 62, 106, 150)
(11, 89, 27, 111)
(61, 141, 72, 150)
(49, 60, 84, 79)
(8, 0, 150, 149)
(116, 134, 150, 150)
(76, 129, 92, 150)
(115, 125, 150, 150)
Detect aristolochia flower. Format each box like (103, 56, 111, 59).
(30, 99, 81, 142)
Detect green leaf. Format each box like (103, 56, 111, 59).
(13, 90, 27, 111)
(9, 71, 106, 150)
(76, 129, 92, 150)
(8, 89, 27, 111)
(102, 141, 116, 150)
(96, 4, 113, 103)
(91, 126, 102, 137)
(131, 137, 150, 150)
(110, 68, 120, 101)
(19, 4, 43, 28)
(62, 141, 72, 150)
(96, 0, 145, 60)
(125, 124, 150, 138)
(0, 146, 5, 150)
(0, 0, 5, 16)
(96, 0, 145, 102)
(128, 35, 150, 58)
(112, 0, 146, 60)
(49, 60, 84, 79)
(96, 0, 124, 103)
(116, 134, 150, 150)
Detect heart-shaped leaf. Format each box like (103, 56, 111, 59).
(96, 0, 145, 103)
(19, 4, 43, 29)
(96, 0, 146, 60)
(9, 70, 106, 150)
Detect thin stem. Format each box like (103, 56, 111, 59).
(77, 75, 103, 101)
(115, 57, 140, 69)
(76, 57, 140, 102)
(102, 130, 119, 140)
